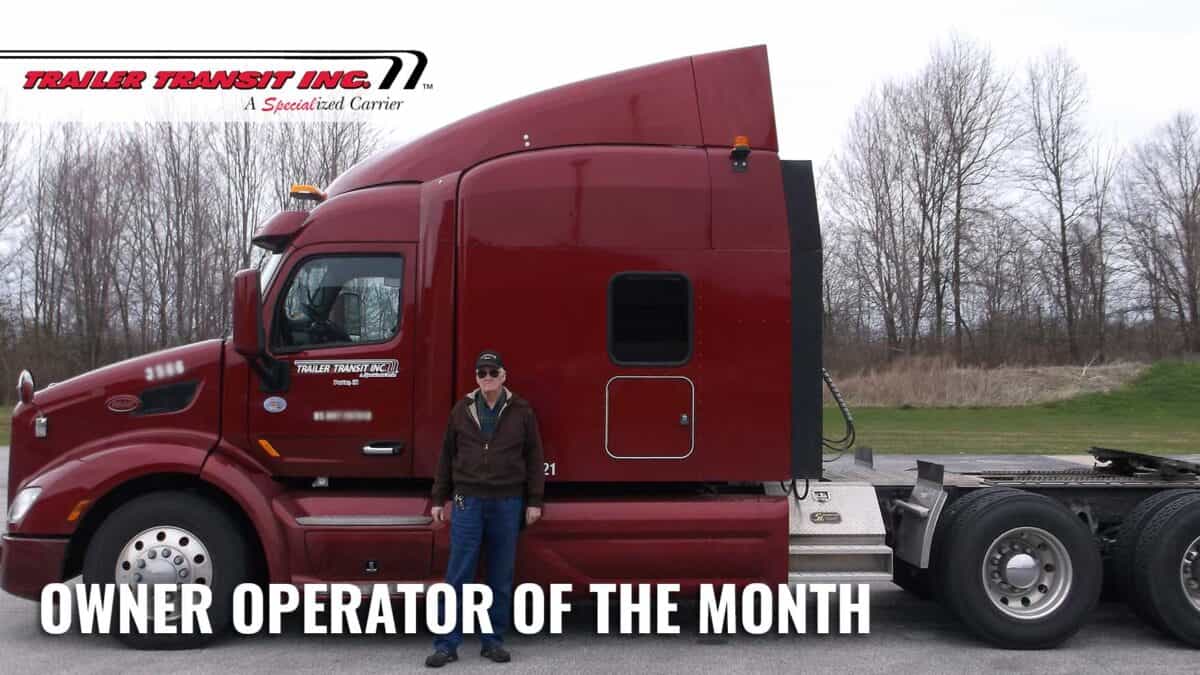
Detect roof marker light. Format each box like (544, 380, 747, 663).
(730, 135, 751, 173)
(290, 184, 327, 203)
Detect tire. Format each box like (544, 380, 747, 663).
(938, 490, 1102, 649)
(1131, 492, 1200, 647)
(929, 487, 1023, 602)
(1110, 489, 1196, 613)
(82, 491, 249, 649)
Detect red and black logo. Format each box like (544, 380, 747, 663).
(4, 50, 428, 91)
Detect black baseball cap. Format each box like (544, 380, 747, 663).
(475, 350, 504, 370)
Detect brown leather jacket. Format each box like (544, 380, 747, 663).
(432, 388, 546, 507)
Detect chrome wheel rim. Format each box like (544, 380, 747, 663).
(981, 526, 1073, 620)
(1181, 535, 1200, 613)
(114, 526, 214, 623)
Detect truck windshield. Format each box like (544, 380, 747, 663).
(259, 253, 284, 293)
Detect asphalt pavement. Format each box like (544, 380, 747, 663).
(3, 446, 1200, 672)
(1, 578, 1196, 673)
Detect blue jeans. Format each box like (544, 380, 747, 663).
(434, 495, 523, 653)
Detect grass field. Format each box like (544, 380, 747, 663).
(826, 360, 1200, 454)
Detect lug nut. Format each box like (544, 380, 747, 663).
(162, 548, 172, 558)
(1187, 579, 1199, 590)
(137, 560, 146, 569)
(134, 573, 143, 582)
(179, 569, 189, 579)
(174, 556, 184, 565)
(148, 551, 156, 559)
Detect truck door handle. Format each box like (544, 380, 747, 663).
(362, 441, 405, 456)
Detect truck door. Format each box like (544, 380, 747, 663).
(249, 242, 417, 478)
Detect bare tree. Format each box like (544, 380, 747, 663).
(1084, 141, 1120, 361)
(1023, 49, 1090, 362)
(892, 69, 951, 353)
(933, 36, 1017, 362)
(1124, 112, 1200, 352)
(828, 88, 920, 359)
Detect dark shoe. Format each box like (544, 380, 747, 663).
(480, 644, 511, 663)
(425, 650, 458, 668)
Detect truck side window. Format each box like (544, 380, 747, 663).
(273, 255, 404, 351)
(608, 272, 692, 365)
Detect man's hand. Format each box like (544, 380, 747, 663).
(525, 506, 542, 527)
(431, 505, 448, 527)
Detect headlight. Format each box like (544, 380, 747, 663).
(8, 487, 42, 526)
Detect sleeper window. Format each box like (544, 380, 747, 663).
(608, 273, 692, 365)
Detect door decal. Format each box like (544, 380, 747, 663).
(294, 358, 399, 378)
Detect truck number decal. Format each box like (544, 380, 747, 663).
(544, 462, 556, 477)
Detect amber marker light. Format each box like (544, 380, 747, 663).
(67, 499, 91, 522)
(730, 135, 752, 172)
(289, 184, 327, 203)
(258, 439, 281, 458)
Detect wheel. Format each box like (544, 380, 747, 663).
(82, 491, 249, 649)
(929, 487, 1023, 602)
(1131, 492, 1200, 647)
(1109, 489, 1196, 612)
(937, 490, 1102, 649)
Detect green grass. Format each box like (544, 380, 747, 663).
(825, 361, 1200, 455)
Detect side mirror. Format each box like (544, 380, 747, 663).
(232, 268, 290, 393)
(233, 269, 264, 358)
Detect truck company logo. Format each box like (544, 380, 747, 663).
(263, 396, 288, 414)
(0, 50, 431, 122)
(105, 394, 141, 414)
(294, 359, 399, 379)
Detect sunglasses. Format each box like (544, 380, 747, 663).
(476, 368, 501, 379)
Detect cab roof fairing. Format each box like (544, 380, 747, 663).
(325, 45, 778, 197)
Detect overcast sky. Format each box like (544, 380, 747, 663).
(2, 0, 1197, 168)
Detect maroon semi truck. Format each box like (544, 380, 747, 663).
(3, 46, 1200, 650)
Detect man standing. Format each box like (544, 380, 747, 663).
(426, 350, 545, 667)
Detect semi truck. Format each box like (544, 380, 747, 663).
(3, 45, 1199, 650)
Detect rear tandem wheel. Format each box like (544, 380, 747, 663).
(933, 490, 1101, 649)
(1130, 492, 1200, 647)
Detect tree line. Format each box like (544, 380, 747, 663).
(821, 37, 1199, 371)
(0, 120, 378, 398)
(0, 37, 1196, 400)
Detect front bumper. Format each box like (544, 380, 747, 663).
(0, 534, 69, 600)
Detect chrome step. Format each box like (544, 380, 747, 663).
(787, 571, 894, 584)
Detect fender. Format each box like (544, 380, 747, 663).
(9, 440, 290, 585)
(9, 443, 210, 536)
(199, 442, 291, 583)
